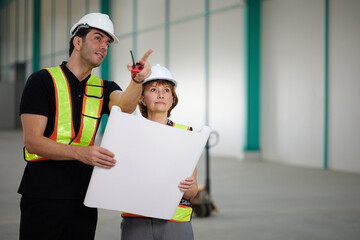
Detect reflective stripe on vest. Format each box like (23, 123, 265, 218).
(172, 122, 192, 131)
(121, 121, 193, 222)
(171, 205, 192, 222)
(24, 66, 104, 161)
(71, 72, 104, 146)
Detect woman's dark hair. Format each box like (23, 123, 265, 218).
(68, 27, 92, 56)
(138, 81, 178, 119)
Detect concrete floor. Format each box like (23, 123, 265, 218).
(1, 130, 360, 240)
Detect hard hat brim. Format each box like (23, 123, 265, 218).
(143, 78, 177, 89)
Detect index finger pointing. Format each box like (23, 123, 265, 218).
(140, 48, 154, 62)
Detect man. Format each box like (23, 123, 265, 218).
(18, 12, 153, 239)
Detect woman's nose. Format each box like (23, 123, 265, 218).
(157, 90, 164, 98)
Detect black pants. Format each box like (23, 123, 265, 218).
(20, 196, 97, 240)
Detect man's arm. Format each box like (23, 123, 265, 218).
(109, 49, 154, 113)
(21, 113, 116, 168)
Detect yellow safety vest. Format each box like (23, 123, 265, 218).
(24, 66, 104, 161)
(122, 122, 193, 222)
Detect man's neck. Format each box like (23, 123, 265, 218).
(66, 57, 93, 81)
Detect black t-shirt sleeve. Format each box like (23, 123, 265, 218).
(102, 80, 122, 115)
(20, 69, 54, 117)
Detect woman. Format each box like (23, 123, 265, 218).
(121, 64, 198, 240)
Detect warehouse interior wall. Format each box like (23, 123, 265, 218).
(0, 0, 359, 173)
(327, 0, 360, 173)
(261, 0, 360, 173)
(111, 0, 246, 159)
(261, 0, 326, 169)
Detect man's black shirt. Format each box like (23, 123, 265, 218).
(18, 62, 121, 199)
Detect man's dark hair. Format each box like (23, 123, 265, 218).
(69, 27, 92, 57)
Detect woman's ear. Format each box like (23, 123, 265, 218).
(140, 96, 146, 106)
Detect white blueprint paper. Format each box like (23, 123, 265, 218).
(84, 106, 211, 220)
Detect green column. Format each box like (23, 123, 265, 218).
(324, 0, 329, 169)
(244, 0, 261, 151)
(100, 0, 111, 82)
(100, 0, 112, 134)
(33, 0, 41, 72)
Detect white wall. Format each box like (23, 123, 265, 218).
(0, 0, 33, 84)
(112, 0, 246, 159)
(209, 7, 245, 158)
(2, 0, 359, 172)
(2, 0, 246, 158)
(328, 0, 360, 172)
(261, 0, 325, 168)
(261, 0, 360, 173)
(0, 82, 16, 129)
(0, 6, 8, 82)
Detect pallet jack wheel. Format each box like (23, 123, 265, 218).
(193, 202, 212, 217)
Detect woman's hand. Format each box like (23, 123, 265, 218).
(178, 168, 198, 201)
(178, 176, 196, 192)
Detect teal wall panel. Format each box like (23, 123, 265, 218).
(244, 0, 261, 151)
(33, 0, 41, 72)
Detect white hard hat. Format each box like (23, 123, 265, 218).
(143, 64, 177, 89)
(70, 13, 119, 44)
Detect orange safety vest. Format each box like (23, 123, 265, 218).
(24, 66, 104, 161)
(122, 121, 193, 222)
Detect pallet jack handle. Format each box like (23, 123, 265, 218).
(205, 131, 219, 194)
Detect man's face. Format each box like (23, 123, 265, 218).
(79, 29, 112, 67)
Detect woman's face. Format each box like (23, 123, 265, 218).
(141, 81, 174, 114)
